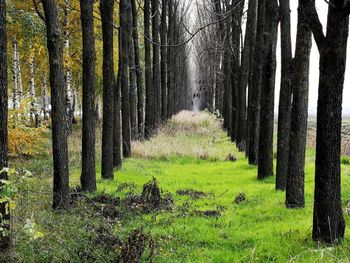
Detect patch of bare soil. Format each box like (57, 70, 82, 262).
(124, 178, 174, 213)
(234, 193, 246, 204)
(176, 189, 207, 199)
(117, 229, 154, 263)
(94, 226, 123, 250)
(225, 153, 237, 162)
(193, 210, 221, 217)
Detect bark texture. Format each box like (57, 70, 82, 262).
(80, 0, 97, 192)
(42, 0, 70, 209)
(101, 0, 115, 179)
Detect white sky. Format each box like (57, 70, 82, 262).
(275, 1, 350, 115)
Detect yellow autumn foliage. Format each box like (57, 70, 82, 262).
(8, 100, 49, 157)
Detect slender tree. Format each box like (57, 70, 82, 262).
(80, 0, 97, 192)
(276, 0, 293, 190)
(167, 0, 175, 118)
(101, 0, 115, 179)
(0, 0, 10, 249)
(305, 0, 350, 244)
(120, 0, 132, 157)
(131, 0, 145, 138)
(113, 31, 122, 169)
(237, 0, 257, 152)
(42, 0, 70, 209)
(285, 0, 312, 208)
(152, 0, 161, 124)
(161, 0, 168, 120)
(145, 0, 154, 136)
(257, 0, 278, 180)
(247, 0, 265, 165)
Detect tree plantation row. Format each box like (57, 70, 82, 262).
(0, 0, 350, 254)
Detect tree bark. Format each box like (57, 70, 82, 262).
(100, 0, 115, 179)
(310, 1, 348, 244)
(0, 0, 10, 249)
(131, 0, 145, 138)
(276, 0, 293, 190)
(113, 32, 123, 169)
(161, 0, 168, 121)
(42, 0, 70, 210)
(285, 0, 312, 208)
(247, 0, 265, 165)
(257, 0, 278, 180)
(80, 0, 97, 192)
(152, 0, 161, 124)
(237, 0, 256, 152)
(167, 0, 175, 118)
(120, 0, 132, 157)
(145, 0, 154, 137)
(128, 22, 138, 141)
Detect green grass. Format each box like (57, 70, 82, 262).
(7, 111, 350, 262)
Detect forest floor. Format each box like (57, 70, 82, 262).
(6, 111, 350, 262)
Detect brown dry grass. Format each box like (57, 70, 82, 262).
(132, 111, 238, 161)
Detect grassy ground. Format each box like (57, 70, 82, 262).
(6, 111, 350, 262)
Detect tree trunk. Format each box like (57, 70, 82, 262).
(152, 0, 161, 124)
(12, 38, 19, 109)
(80, 0, 97, 192)
(113, 40, 122, 168)
(42, 73, 49, 121)
(42, 0, 70, 210)
(100, 0, 115, 179)
(310, 1, 348, 244)
(131, 0, 145, 138)
(0, 0, 10, 249)
(237, 0, 256, 152)
(257, 0, 278, 180)
(167, 0, 175, 118)
(120, 0, 132, 157)
(247, 0, 265, 165)
(276, 0, 293, 190)
(161, 0, 168, 121)
(64, 0, 73, 132)
(128, 30, 138, 141)
(285, 0, 312, 208)
(144, 0, 154, 137)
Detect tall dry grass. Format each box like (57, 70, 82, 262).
(132, 111, 237, 161)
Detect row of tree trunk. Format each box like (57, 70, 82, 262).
(195, 0, 350, 244)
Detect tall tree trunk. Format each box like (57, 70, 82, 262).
(128, 31, 138, 140)
(131, 0, 145, 138)
(237, 0, 256, 152)
(167, 0, 175, 118)
(0, 0, 10, 249)
(285, 0, 312, 208)
(276, 0, 293, 190)
(247, 0, 265, 165)
(100, 0, 115, 179)
(80, 0, 97, 192)
(12, 38, 19, 109)
(257, 0, 278, 180)
(120, 0, 132, 157)
(64, 0, 73, 132)
(42, 0, 70, 210)
(161, 0, 168, 120)
(152, 0, 161, 124)
(308, 0, 349, 244)
(113, 35, 122, 168)
(29, 47, 39, 126)
(42, 73, 48, 121)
